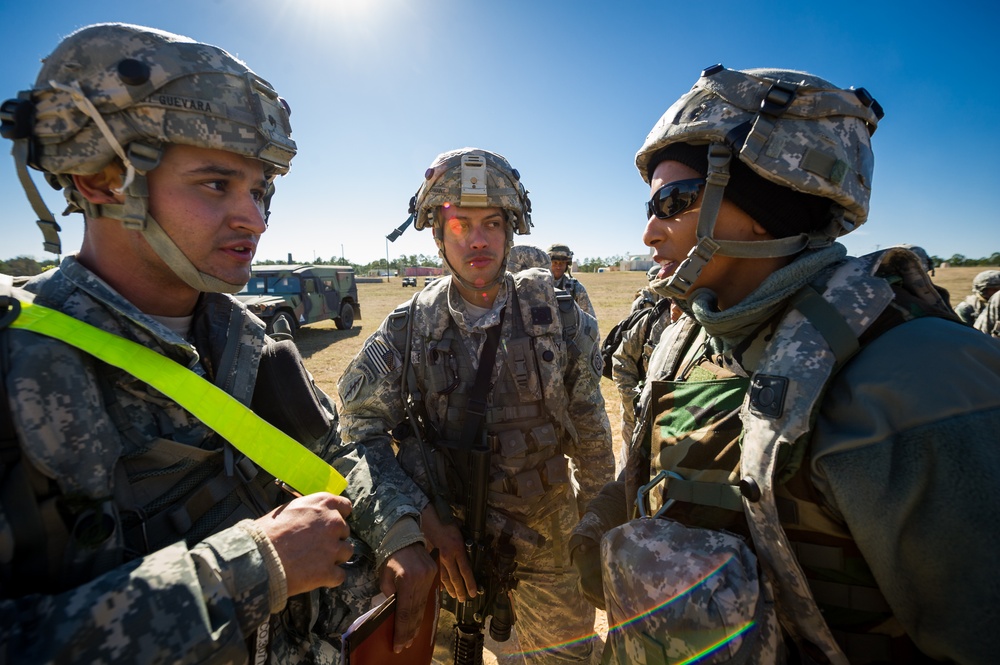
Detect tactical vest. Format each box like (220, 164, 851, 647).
(0, 278, 281, 599)
(397, 273, 581, 514)
(635, 248, 955, 664)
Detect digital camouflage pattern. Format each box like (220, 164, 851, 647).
(635, 66, 881, 227)
(611, 300, 673, 447)
(508, 244, 552, 273)
(974, 289, 1000, 337)
(26, 22, 295, 179)
(410, 148, 532, 235)
(0, 257, 392, 664)
(601, 248, 981, 664)
(3, 22, 296, 292)
(956, 270, 1000, 325)
(601, 518, 782, 665)
(338, 269, 613, 663)
(547, 244, 573, 261)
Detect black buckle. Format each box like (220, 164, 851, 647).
(760, 81, 797, 117)
(0, 98, 36, 140)
(0, 296, 21, 330)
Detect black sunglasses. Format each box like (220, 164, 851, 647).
(646, 178, 706, 219)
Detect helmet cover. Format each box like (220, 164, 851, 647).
(547, 243, 574, 261)
(26, 22, 295, 181)
(636, 66, 882, 230)
(410, 147, 531, 235)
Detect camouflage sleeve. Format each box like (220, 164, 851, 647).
(611, 321, 645, 445)
(573, 281, 597, 319)
(336, 317, 430, 564)
(0, 523, 272, 663)
(562, 306, 614, 509)
(811, 318, 1000, 664)
(973, 291, 1000, 336)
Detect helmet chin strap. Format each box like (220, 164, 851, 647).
(661, 143, 831, 301)
(72, 169, 248, 294)
(435, 226, 513, 295)
(141, 213, 248, 294)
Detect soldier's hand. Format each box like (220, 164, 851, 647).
(380, 544, 438, 653)
(420, 504, 477, 601)
(257, 492, 354, 597)
(569, 534, 606, 610)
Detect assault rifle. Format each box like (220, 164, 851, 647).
(445, 438, 518, 665)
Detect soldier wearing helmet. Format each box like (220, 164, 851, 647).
(571, 65, 1000, 664)
(0, 23, 437, 663)
(974, 288, 1000, 337)
(338, 147, 613, 664)
(955, 269, 1000, 325)
(547, 243, 596, 317)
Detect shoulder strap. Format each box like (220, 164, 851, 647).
(458, 310, 505, 445)
(8, 293, 346, 497)
(739, 256, 896, 664)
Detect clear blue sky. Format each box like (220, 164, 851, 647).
(2, 0, 998, 265)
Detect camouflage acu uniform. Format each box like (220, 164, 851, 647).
(587, 247, 1000, 664)
(338, 270, 614, 664)
(0, 258, 411, 664)
(552, 273, 596, 319)
(610, 299, 674, 448)
(974, 289, 1000, 337)
(955, 293, 988, 326)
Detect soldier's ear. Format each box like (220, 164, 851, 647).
(72, 162, 126, 205)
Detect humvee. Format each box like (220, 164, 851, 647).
(236, 264, 361, 338)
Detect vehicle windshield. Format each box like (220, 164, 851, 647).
(239, 275, 302, 295)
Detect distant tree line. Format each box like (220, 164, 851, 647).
(0, 256, 59, 277)
(934, 252, 1000, 267)
(253, 253, 442, 276)
(6, 250, 998, 279)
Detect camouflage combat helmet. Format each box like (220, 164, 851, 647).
(635, 64, 883, 298)
(547, 244, 574, 262)
(406, 147, 532, 291)
(973, 270, 1000, 296)
(1, 22, 295, 293)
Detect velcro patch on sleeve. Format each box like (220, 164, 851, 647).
(363, 336, 399, 376)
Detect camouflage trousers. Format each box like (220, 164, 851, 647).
(601, 518, 783, 665)
(433, 485, 598, 664)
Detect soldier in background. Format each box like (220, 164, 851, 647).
(338, 148, 613, 664)
(955, 269, 1000, 325)
(974, 288, 1000, 337)
(571, 65, 1000, 664)
(547, 243, 596, 317)
(0, 23, 435, 663)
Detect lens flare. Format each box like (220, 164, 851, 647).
(514, 553, 756, 662)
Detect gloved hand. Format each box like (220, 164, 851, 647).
(569, 531, 605, 610)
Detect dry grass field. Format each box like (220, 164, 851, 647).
(294, 264, 990, 664)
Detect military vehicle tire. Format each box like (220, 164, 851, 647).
(268, 312, 297, 339)
(335, 303, 355, 330)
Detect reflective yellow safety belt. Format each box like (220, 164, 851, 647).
(9, 298, 347, 496)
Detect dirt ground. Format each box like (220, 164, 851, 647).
(296, 265, 987, 664)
